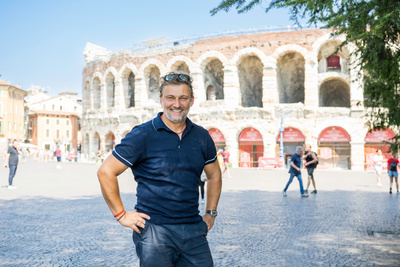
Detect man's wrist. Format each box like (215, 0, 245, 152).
(205, 210, 218, 217)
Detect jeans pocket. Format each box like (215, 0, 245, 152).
(200, 220, 209, 234)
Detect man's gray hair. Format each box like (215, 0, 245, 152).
(296, 146, 303, 151)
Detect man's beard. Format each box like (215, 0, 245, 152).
(162, 102, 190, 123)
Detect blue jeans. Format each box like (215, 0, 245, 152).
(284, 172, 305, 194)
(133, 221, 213, 267)
(9, 165, 17, 185)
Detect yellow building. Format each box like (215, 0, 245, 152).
(0, 79, 27, 153)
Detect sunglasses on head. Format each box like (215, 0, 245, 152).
(164, 73, 191, 83)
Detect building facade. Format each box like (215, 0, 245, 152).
(0, 79, 27, 153)
(81, 28, 396, 170)
(27, 92, 81, 153)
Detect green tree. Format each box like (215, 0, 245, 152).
(212, 0, 400, 151)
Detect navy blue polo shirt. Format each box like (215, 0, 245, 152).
(112, 112, 217, 225)
(289, 153, 302, 175)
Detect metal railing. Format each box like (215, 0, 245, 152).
(131, 24, 323, 51)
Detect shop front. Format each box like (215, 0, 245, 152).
(276, 127, 305, 165)
(239, 128, 264, 168)
(209, 128, 226, 151)
(364, 129, 395, 171)
(318, 126, 351, 169)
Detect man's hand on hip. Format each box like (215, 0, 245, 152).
(119, 210, 151, 234)
(202, 213, 216, 231)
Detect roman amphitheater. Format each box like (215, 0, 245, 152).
(81, 26, 397, 171)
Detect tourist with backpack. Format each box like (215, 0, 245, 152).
(387, 153, 399, 195)
(303, 144, 318, 194)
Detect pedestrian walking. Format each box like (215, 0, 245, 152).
(303, 144, 318, 194)
(97, 72, 222, 267)
(4, 140, 22, 189)
(221, 147, 232, 178)
(55, 145, 62, 169)
(374, 149, 384, 187)
(283, 146, 308, 197)
(387, 153, 399, 195)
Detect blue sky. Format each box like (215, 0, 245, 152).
(0, 0, 307, 97)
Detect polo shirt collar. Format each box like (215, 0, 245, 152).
(153, 112, 194, 133)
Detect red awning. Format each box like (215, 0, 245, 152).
(239, 128, 263, 144)
(365, 129, 395, 143)
(209, 128, 225, 143)
(319, 126, 350, 142)
(277, 127, 305, 142)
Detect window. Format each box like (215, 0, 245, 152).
(46, 129, 50, 137)
(9, 91, 11, 97)
(8, 121, 11, 131)
(66, 120, 69, 126)
(46, 119, 49, 124)
(66, 130, 69, 138)
(60, 106, 62, 111)
(56, 129, 60, 139)
(56, 120, 60, 125)
(13, 122, 17, 131)
(19, 123, 22, 132)
(52, 105, 55, 110)
(0, 121, 3, 134)
(20, 107, 23, 116)
(0, 102, 3, 118)
(8, 103, 12, 113)
(327, 56, 341, 70)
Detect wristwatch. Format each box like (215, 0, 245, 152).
(205, 210, 218, 217)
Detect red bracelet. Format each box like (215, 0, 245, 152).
(114, 209, 125, 218)
(116, 211, 126, 222)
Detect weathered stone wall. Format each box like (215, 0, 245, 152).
(81, 28, 373, 170)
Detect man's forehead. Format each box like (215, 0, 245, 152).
(163, 84, 191, 95)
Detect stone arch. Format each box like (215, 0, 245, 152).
(196, 51, 229, 68)
(84, 133, 89, 157)
(105, 131, 115, 152)
(314, 35, 350, 73)
(93, 132, 101, 153)
(120, 65, 137, 108)
(319, 78, 350, 107)
(139, 59, 166, 74)
(232, 47, 268, 66)
(272, 44, 308, 61)
(276, 51, 305, 103)
(105, 72, 115, 108)
(143, 64, 161, 103)
(237, 55, 263, 107)
(166, 56, 194, 74)
(92, 76, 101, 110)
(202, 58, 224, 100)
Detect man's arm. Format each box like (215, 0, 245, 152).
(4, 153, 10, 167)
(202, 160, 222, 230)
(290, 160, 300, 171)
(97, 154, 150, 233)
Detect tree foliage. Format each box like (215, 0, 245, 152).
(211, 0, 400, 151)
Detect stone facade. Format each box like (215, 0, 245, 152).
(81, 28, 377, 170)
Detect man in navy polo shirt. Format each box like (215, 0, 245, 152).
(282, 146, 309, 198)
(98, 72, 222, 266)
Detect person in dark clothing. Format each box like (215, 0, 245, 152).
(5, 140, 21, 189)
(283, 146, 308, 198)
(303, 144, 318, 194)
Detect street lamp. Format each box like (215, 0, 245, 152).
(279, 114, 285, 168)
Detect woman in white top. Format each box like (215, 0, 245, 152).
(374, 149, 384, 187)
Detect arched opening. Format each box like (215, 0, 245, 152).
(320, 79, 350, 107)
(93, 132, 101, 154)
(145, 66, 160, 103)
(364, 128, 395, 171)
(238, 56, 263, 107)
(203, 59, 224, 100)
(318, 126, 351, 169)
(276, 127, 305, 164)
(84, 133, 89, 159)
(277, 52, 305, 103)
(105, 73, 115, 108)
(318, 40, 349, 73)
(238, 128, 264, 168)
(122, 69, 135, 108)
(93, 77, 101, 109)
(172, 62, 190, 74)
(209, 128, 226, 151)
(105, 132, 115, 151)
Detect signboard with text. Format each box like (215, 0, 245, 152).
(365, 129, 395, 143)
(319, 126, 350, 142)
(258, 157, 284, 168)
(277, 127, 305, 142)
(209, 128, 225, 143)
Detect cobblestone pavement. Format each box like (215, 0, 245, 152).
(0, 160, 399, 266)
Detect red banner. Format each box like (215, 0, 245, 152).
(277, 127, 305, 142)
(239, 152, 251, 168)
(365, 129, 395, 143)
(319, 126, 350, 142)
(239, 128, 263, 143)
(209, 128, 225, 143)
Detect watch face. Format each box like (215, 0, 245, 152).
(207, 210, 218, 217)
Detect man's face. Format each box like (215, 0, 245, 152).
(160, 84, 194, 123)
(13, 141, 18, 148)
(305, 145, 311, 152)
(297, 149, 303, 156)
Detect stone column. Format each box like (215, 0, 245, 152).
(135, 72, 147, 109)
(100, 135, 106, 153)
(191, 66, 205, 106)
(350, 57, 364, 115)
(350, 141, 365, 171)
(113, 78, 124, 110)
(223, 65, 240, 109)
(262, 64, 278, 106)
(88, 131, 93, 160)
(100, 83, 107, 111)
(304, 54, 319, 107)
(226, 133, 239, 168)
